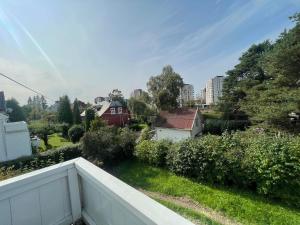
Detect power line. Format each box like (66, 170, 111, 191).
(0, 72, 55, 102)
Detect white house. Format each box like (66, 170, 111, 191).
(154, 108, 202, 142)
(0, 113, 32, 162)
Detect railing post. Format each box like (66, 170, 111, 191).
(67, 167, 82, 222)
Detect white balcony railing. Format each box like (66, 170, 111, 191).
(0, 157, 195, 225)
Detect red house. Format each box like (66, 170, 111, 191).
(96, 101, 130, 126)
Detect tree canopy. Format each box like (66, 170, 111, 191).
(73, 99, 82, 124)
(58, 95, 73, 125)
(147, 65, 183, 111)
(219, 13, 300, 131)
(6, 98, 26, 122)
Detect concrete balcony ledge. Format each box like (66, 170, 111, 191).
(0, 157, 195, 225)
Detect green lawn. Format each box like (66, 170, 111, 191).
(39, 133, 72, 151)
(114, 160, 300, 225)
(155, 198, 221, 225)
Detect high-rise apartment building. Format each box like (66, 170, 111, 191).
(130, 89, 143, 98)
(179, 84, 194, 106)
(205, 76, 224, 105)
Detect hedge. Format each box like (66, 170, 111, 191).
(203, 119, 250, 135)
(0, 144, 82, 170)
(134, 132, 300, 206)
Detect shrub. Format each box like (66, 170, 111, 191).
(204, 119, 250, 135)
(0, 144, 82, 172)
(140, 131, 300, 205)
(68, 125, 85, 143)
(81, 127, 136, 166)
(135, 140, 171, 166)
(90, 118, 107, 131)
(166, 136, 230, 183)
(242, 134, 300, 204)
(137, 126, 153, 142)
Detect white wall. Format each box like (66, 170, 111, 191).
(0, 116, 32, 162)
(155, 127, 191, 142)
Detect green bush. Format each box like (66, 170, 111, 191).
(204, 119, 250, 135)
(68, 125, 85, 143)
(135, 140, 172, 166)
(137, 126, 153, 142)
(136, 131, 300, 206)
(81, 127, 136, 166)
(0, 144, 82, 171)
(242, 134, 300, 203)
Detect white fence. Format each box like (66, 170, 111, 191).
(0, 158, 194, 225)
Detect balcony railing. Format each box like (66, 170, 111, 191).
(0, 157, 194, 225)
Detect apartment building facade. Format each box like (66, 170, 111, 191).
(179, 84, 194, 106)
(205, 76, 224, 105)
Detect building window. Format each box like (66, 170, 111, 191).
(110, 108, 116, 114)
(118, 107, 122, 114)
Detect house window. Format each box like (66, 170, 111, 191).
(118, 107, 122, 114)
(110, 108, 116, 114)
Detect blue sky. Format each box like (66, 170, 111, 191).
(0, 0, 299, 105)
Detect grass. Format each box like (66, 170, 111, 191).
(155, 198, 221, 225)
(114, 160, 300, 225)
(39, 133, 72, 151)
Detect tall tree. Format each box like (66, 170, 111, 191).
(85, 108, 95, 131)
(218, 41, 272, 119)
(40, 96, 47, 110)
(58, 95, 73, 124)
(6, 98, 26, 122)
(147, 65, 183, 110)
(108, 89, 125, 105)
(219, 13, 300, 130)
(73, 99, 82, 124)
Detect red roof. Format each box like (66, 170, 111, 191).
(157, 108, 198, 130)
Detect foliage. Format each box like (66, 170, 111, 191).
(134, 131, 300, 205)
(127, 97, 155, 123)
(135, 140, 172, 166)
(203, 119, 250, 135)
(68, 125, 84, 143)
(115, 160, 300, 225)
(6, 98, 26, 122)
(137, 125, 153, 142)
(108, 89, 126, 105)
(28, 121, 56, 146)
(147, 65, 183, 110)
(90, 117, 107, 131)
(73, 99, 82, 124)
(0, 144, 82, 175)
(219, 13, 300, 130)
(81, 127, 136, 166)
(38, 133, 72, 152)
(57, 95, 73, 125)
(85, 108, 95, 131)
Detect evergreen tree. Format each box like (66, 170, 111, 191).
(58, 95, 73, 124)
(85, 108, 95, 131)
(73, 99, 82, 124)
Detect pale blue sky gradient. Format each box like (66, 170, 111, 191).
(0, 0, 299, 104)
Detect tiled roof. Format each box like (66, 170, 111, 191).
(156, 108, 198, 130)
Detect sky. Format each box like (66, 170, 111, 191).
(0, 0, 299, 105)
